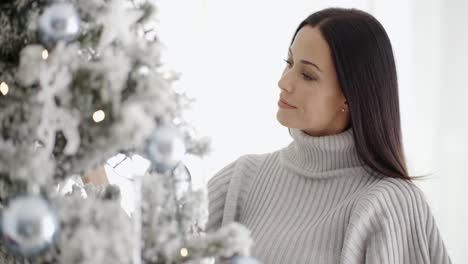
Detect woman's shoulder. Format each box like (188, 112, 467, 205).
(354, 176, 431, 219)
(367, 177, 427, 202)
(207, 152, 270, 185)
(236, 152, 270, 169)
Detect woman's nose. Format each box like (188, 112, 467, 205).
(278, 71, 294, 93)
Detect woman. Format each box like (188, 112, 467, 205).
(206, 7, 452, 264)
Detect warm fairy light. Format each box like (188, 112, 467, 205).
(92, 110, 105, 123)
(42, 49, 49, 60)
(138, 66, 150, 76)
(180, 247, 188, 257)
(0, 81, 9, 96)
(162, 71, 173, 80)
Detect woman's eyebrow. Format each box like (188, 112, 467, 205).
(288, 48, 322, 72)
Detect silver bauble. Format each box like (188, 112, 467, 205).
(38, 2, 80, 46)
(0, 195, 59, 257)
(145, 124, 186, 172)
(229, 256, 262, 264)
(172, 163, 192, 202)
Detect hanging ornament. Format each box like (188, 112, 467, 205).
(172, 163, 192, 202)
(0, 194, 59, 257)
(144, 124, 186, 172)
(228, 255, 262, 264)
(38, 2, 81, 46)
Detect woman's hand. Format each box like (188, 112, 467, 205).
(82, 165, 109, 186)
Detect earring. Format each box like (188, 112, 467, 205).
(341, 108, 345, 112)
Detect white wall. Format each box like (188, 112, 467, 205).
(106, 0, 467, 262)
(437, 0, 468, 261)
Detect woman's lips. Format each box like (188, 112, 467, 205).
(278, 98, 297, 109)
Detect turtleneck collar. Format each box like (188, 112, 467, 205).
(279, 127, 365, 179)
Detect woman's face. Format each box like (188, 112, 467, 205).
(276, 25, 350, 136)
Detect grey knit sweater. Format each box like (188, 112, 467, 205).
(206, 127, 452, 263)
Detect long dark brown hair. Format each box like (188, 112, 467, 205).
(289, 8, 429, 181)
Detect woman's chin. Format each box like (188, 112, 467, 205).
(276, 112, 291, 127)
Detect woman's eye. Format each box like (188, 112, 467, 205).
(302, 73, 314, 81)
(283, 59, 315, 81)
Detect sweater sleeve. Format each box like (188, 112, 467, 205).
(341, 178, 452, 264)
(205, 154, 262, 233)
(205, 158, 238, 232)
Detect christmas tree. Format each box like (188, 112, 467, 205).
(0, 0, 259, 263)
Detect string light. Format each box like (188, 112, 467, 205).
(92, 110, 105, 123)
(0, 81, 9, 96)
(42, 49, 49, 60)
(180, 247, 188, 258)
(137, 66, 150, 76)
(162, 71, 173, 80)
(161, 70, 180, 81)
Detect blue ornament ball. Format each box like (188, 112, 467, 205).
(38, 2, 80, 46)
(229, 255, 262, 264)
(144, 124, 186, 172)
(0, 194, 59, 257)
